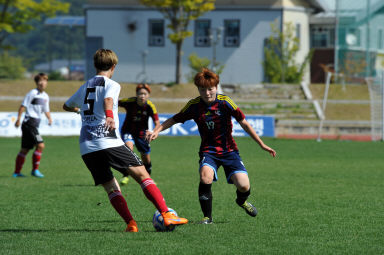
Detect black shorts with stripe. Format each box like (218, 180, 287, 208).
(81, 145, 143, 186)
(21, 122, 43, 149)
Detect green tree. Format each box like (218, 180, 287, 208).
(0, 51, 25, 78)
(263, 21, 313, 84)
(0, 0, 69, 49)
(140, 0, 215, 84)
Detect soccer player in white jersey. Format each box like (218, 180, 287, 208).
(13, 73, 52, 178)
(63, 49, 188, 232)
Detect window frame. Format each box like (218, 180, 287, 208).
(194, 19, 211, 47)
(148, 19, 165, 47)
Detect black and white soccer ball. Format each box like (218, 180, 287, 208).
(152, 208, 177, 232)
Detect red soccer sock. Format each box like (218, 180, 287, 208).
(32, 149, 42, 171)
(108, 190, 133, 224)
(15, 152, 26, 174)
(140, 178, 168, 213)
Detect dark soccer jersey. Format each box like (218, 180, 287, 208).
(173, 94, 245, 155)
(119, 97, 159, 139)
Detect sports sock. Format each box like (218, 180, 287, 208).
(236, 189, 251, 206)
(140, 178, 168, 213)
(32, 149, 42, 170)
(15, 152, 26, 174)
(198, 182, 212, 219)
(144, 162, 152, 175)
(108, 190, 133, 224)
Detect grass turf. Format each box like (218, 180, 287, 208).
(0, 136, 383, 254)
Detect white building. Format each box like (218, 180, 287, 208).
(84, 0, 324, 84)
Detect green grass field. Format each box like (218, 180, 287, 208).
(0, 136, 383, 254)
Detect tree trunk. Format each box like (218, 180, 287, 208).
(175, 41, 182, 84)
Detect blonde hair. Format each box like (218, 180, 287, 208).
(93, 49, 118, 71)
(194, 68, 219, 88)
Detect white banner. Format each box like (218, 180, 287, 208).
(0, 112, 82, 137)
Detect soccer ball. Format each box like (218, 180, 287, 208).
(152, 208, 177, 232)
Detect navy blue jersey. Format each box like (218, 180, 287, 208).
(119, 97, 159, 139)
(173, 94, 245, 154)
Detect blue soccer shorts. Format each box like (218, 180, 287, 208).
(122, 132, 151, 155)
(198, 151, 248, 184)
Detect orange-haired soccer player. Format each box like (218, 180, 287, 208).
(13, 73, 52, 178)
(147, 68, 276, 224)
(118, 83, 160, 185)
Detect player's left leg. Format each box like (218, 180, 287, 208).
(136, 137, 152, 175)
(128, 165, 188, 226)
(231, 173, 258, 217)
(31, 142, 45, 178)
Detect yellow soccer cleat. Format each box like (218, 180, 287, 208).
(120, 176, 129, 185)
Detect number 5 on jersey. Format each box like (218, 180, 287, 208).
(84, 87, 96, 115)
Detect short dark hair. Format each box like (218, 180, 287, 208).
(94, 49, 118, 71)
(34, 73, 48, 84)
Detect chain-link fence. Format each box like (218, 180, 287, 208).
(335, 0, 384, 83)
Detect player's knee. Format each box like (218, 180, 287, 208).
(37, 143, 45, 151)
(237, 185, 250, 193)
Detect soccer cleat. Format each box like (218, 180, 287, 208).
(198, 217, 213, 224)
(239, 201, 258, 217)
(31, 169, 44, 178)
(125, 219, 138, 232)
(12, 173, 26, 178)
(161, 211, 188, 227)
(120, 176, 129, 185)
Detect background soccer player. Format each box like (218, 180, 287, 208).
(118, 83, 160, 185)
(13, 73, 52, 178)
(63, 49, 188, 232)
(147, 68, 276, 224)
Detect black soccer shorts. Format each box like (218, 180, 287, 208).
(81, 145, 143, 186)
(21, 122, 43, 149)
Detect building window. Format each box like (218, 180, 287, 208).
(149, 20, 164, 47)
(195, 20, 211, 47)
(224, 20, 240, 47)
(310, 25, 334, 48)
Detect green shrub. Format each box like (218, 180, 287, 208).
(263, 22, 313, 84)
(0, 52, 26, 79)
(48, 71, 66, 81)
(187, 53, 225, 82)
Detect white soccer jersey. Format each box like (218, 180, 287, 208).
(65, 75, 124, 155)
(22, 88, 50, 126)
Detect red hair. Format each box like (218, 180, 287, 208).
(194, 68, 219, 88)
(136, 83, 151, 94)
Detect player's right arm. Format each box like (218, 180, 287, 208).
(63, 104, 81, 114)
(63, 85, 84, 113)
(104, 97, 115, 131)
(14, 105, 25, 128)
(146, 117, 176, 142)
